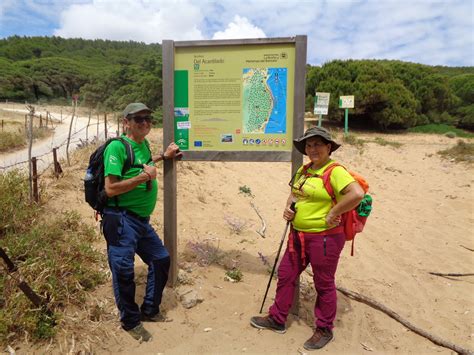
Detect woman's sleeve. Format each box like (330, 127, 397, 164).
(330, 166, 355, 195)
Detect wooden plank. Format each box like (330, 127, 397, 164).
(174, 37, 297, 48)
(290, 35, 307, 316)
(180, 151, 291, 162)
(162, 40, 178, 286)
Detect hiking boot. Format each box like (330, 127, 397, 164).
(303, 327, 333, 350)
(141, 312, 172, 322)
(250, 315, 286, 334)
(126, 323, 152, 342)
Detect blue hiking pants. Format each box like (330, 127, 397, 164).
(102, 208, 170, 330)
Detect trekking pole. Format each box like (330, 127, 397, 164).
(259, 202, 295, 313)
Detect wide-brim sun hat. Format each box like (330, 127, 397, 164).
(123, 103, 152, 118)
(293, 127, 341, 155)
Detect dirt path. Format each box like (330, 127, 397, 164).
(0, 105, 113, 172)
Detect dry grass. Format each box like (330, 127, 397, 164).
(438, 140, 474, 163)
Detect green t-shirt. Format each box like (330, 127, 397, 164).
(103, 136, 157, 217)
(291, 160, 355, 233)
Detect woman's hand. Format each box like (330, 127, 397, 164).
(283, 205, 295, 221)
(326, 209, 341, 227)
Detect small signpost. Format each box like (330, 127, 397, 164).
(314, 92, 330, 127)
(339, 95, 354, 134)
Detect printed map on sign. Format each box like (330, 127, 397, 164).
(242, 68, 287, 134)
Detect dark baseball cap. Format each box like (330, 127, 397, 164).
(123, 103, 152, 118)
(293, 127, 341, 155)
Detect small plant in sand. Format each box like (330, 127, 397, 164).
(225, 268, 243, 282)
(185, 240, 224, 266)
(239, 185, 254, 197)
(224, 214, 249, 234)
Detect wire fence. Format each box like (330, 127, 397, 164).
(0, 103, 123, 204)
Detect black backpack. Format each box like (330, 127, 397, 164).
(84, 137, 150, 213)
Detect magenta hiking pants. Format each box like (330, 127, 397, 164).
(269, 230, 346, 329)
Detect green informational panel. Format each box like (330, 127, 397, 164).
(174, 44, 296, 151)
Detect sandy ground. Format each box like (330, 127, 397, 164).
(10, 127, 474, 354)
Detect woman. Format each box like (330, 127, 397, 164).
(250, 127, 364, 350)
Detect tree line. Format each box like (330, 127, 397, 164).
(0, 36, 472, 130)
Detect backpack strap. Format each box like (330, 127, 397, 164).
(117, 137, 135, 174)
(321, 162, 342, 204)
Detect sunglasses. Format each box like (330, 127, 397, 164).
(129, 115, 153, 124)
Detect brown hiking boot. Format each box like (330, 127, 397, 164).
(303, 327, 333, 350)
(250, 315, 286, 334)
(141, 312, 173, 322)
(126, 323, 152, 342)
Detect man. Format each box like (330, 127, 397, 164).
(102, 102, 181, 341)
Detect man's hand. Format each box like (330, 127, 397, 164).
(143, 164, 157, 180)
(163, 142, 183, 160)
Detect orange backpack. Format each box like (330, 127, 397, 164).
(301, 162, 372, 255)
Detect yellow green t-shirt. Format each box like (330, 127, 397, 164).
(103, 136, 157, 217)
(291, 160, 355, 233)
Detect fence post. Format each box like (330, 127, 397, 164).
(116, 113, 119, 137)
(104, 113, 108, 139)
(52, 148, 62, 178)
(39, 114, 42, 128)
(31, 157, 39, 203)
(1, 119, 3, 132)
(96, 113, 100, 140)
(66, 101, 76, 166)
(86, 109, 91, 143)
(27, 108, 34, 202)
(24, 114, 27, 130)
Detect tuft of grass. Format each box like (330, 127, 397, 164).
(343, 133, 366, 146)
(342, 133, 366, 154)
(0, 126, 52, 152)
(438, 140, 474, 163)
(238, 185, 253, 197)
(225, 268, 243, 282)
(0, 131, 25, 151)
(373, 137, 403, 148)
(444, 131, 457, 138)
(408, 124, 474, 138)
(0, 170, 107, 345)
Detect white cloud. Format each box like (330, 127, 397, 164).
(54, 0, 204, 42)
(212, 15, 266, 40)
(1, 0, 472, 66)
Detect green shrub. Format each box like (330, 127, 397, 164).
(408, 124, 474, 138)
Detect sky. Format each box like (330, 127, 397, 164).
(0, 0, 472, 67)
